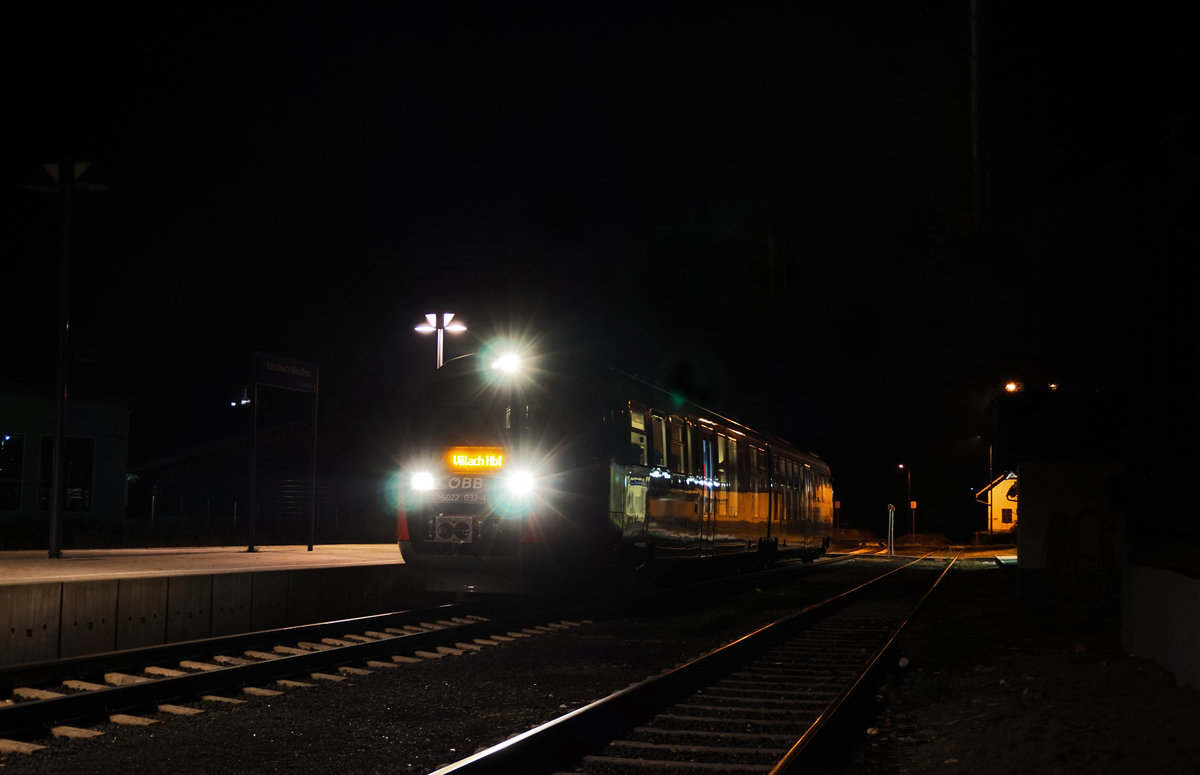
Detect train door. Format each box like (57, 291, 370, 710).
(699, 426, 717, 556)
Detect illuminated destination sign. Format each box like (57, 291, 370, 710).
(446, 447, 505, 471)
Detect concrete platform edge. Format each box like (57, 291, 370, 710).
(1, 564, 417, 667)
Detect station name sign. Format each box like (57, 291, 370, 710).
(447, 447, 505, 471)
(255, 353, 319, 393)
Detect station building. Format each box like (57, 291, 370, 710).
(0, 385, 131, 548)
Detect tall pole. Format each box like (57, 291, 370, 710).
(48, 159, 74, 559)
(307, 378, 319, 551)
(987, 442, 994, 535)
(247, 380, 259, 553)
(970, 0, 982, 233)
(907, 468, 913, 537)
(898, 463, 914, 538)
(31, 161, 109, 557)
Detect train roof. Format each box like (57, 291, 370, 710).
(415, 351, 826, 469)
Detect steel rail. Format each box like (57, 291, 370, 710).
(0, 601, 567, 739)
(769, 552, 960, 773)
(1, 553, 851, 741)
(426, 554, 943, 775)
(0, 601, 479, 693)
(0, 552, 866, 749)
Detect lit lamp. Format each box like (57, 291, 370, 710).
(414, 313, 467, 368)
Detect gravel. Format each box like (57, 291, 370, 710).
(833, 565, 1200, 775)
(4, 560, 1195, 775)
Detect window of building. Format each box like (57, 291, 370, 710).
(38, 436, 94, 512)
(0, 434, 23, 510)
(1001, 508, 1013, 524)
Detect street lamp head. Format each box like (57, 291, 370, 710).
(414, 312, 468, 368)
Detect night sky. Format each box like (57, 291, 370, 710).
(5, 3, 1195, 538)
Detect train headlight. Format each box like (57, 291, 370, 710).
(411, 471, 436, 491)
(505, 469, 536, 495)
(492, 353, 521, 373)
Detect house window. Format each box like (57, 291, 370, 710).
(0, 434, 22, 510)
(1001, 508, 1013, 524)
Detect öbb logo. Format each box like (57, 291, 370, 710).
(447, 477, 484, 490)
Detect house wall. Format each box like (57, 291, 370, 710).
(987, 478, 1018, 532)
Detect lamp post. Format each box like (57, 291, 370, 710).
(414, 313, 467, 369)
(898, 463, 913, 537)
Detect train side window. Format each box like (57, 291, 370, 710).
(794, 461, 802, 523)
(756, 449, 768, 518)
(627, 404, 648, 466)
(786, 459, 796, 526)
(700, 427, 715, 478)
(726, 437, 738, 515)
(650, 413, 666, 467)
(668, 417, 685, 473)
(788, 463, 797, 522)
(772, 456, 784, 524)
(630, 432, 647, 466)
(745, 446, 760, 518)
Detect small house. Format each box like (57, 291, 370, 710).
(976, 471, 1018, 534)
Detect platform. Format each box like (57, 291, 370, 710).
(0, 544, 405, 586)
(0, 544, 429, 668)
(830, 542, 1017, 563)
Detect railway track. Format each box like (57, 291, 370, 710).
(0, 554, 910, 767)
(0, 553, 837, 755)
(0, 599, 582, 750)
(428, 553, 959, 774)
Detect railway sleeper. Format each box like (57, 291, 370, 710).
(0, 738, 46, 755)
(632, 726, 799, 745)
(587, 746, 784, 771)
(659, 712, 813, 729)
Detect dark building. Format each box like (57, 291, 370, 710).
(0, 385, 131, 549)
(127, 422, 398, 547)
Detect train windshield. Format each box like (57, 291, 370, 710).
(408, 375, 509, 446)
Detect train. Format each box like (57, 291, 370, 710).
(396, 347, 833, 594)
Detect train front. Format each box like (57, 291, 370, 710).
(396, 352, 550, 595)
